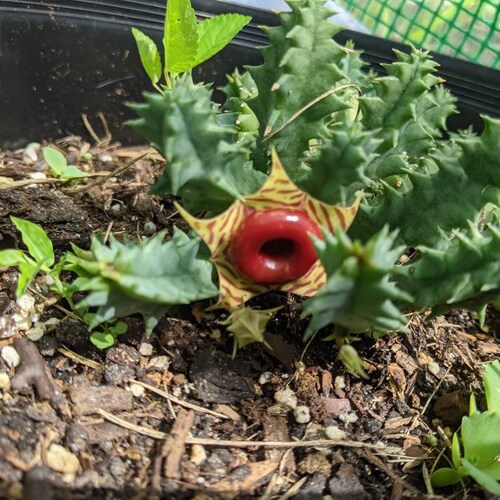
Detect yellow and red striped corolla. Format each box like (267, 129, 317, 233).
(176, 150, 360, 309)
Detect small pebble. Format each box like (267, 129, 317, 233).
(109, 457, 127, 479)
(334, 375, 346, 390)
(1, 346, 21, 368)
(26, 323, 46, 342)
(274, 387, 297, 410)
(110, 203, 121, 213)
(99, 153, 113, 162)
(16, 293, 36, 311)
(38, 335, 58, 357)
(0, 372, 11, 390)
(105, 364, 135, 385)
(29, 172, 47, 180)
(44, 317, 61, 328)
(12, 312, 32, 331)
(138, 342, 153, 356)
(106, 344, 141, 366)
(46, 444, 80, 475)
(23, 142, 40, 163)
(339, 412, 358, 424)
(143, 221, 157, 235)
(294, 405, 311, 424)
(129, 383, 145, 398)
(325, 425, 346, 441)
(146, 356, 170, 372)
(43, 274, 55, 286)
(258, 372, 273, 385)
(190, 444, 207, 465)
(428, 360, 440, 376)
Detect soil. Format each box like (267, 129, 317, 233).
(0, 136, 499, 500)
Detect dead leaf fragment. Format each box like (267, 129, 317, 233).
(387, 363, 406, 398)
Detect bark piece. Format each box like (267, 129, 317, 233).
(163, 408, 195, 480)
(262, 414, 296, 474)
(11, 337, 55, 401)
(69, 385, 132, 416)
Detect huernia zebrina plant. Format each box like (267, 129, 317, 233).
(123, 0, 500, 356)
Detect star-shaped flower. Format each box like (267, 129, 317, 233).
(176, 151, 360, 309)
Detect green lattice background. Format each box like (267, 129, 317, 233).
(337, 0, 500, 68)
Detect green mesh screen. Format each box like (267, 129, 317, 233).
(337, 0, 500, 68)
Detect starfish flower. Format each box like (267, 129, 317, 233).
(176, 151, 360, 309)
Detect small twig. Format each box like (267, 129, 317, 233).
(98, 112, 111, 142)
(67, 153, 147, 194)
(0, 178, 67, 191)
(421, 463, 435, 497)
(299, 329, 318, 363)
(406, 364, 452, 435)
(81, 112, 112, 146)
(58, 345, 103, 371)
(130, 379, 229, 420)
(262, 84, 360, 142)
(98, 409, 168, 439)
(103, 221, 114, 244)
(11, 337, 56, 401)
(162, 408, 195, 479)
(28, 287, 83, 324)
(186, 437, 391, 450)
(82, 113, 102, 144)
(98, 409, 395, 451)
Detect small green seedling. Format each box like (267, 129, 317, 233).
(0, 216, 62, 297)
(89, 320, 128, 349)
(132, 0, 250, 90)
(43, 146, 88, 181)
(431, 361, 500, 495)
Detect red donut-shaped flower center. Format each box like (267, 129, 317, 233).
(228, 209, 322, 284)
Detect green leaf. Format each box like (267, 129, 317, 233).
(430, 467, 463, 487)
(462, 459, 500, 496)
(462, 412, 500, 479)
(131, 27, 162, 84)
(195, 14, 251, 66)
(484, 361, 500, 413)
(43, 147, 67, 177)
(112, 321, 128, 335)
(16, 260, 42, 297)
(11, 217, 54, 267)
(0, 249, 28, 267)
(338, 345, 369, 379)
(63, 165, 88, 179)
(451, 432, 461, 469)
(163, 0, 198, 75)
(90, 332, 116, 349)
